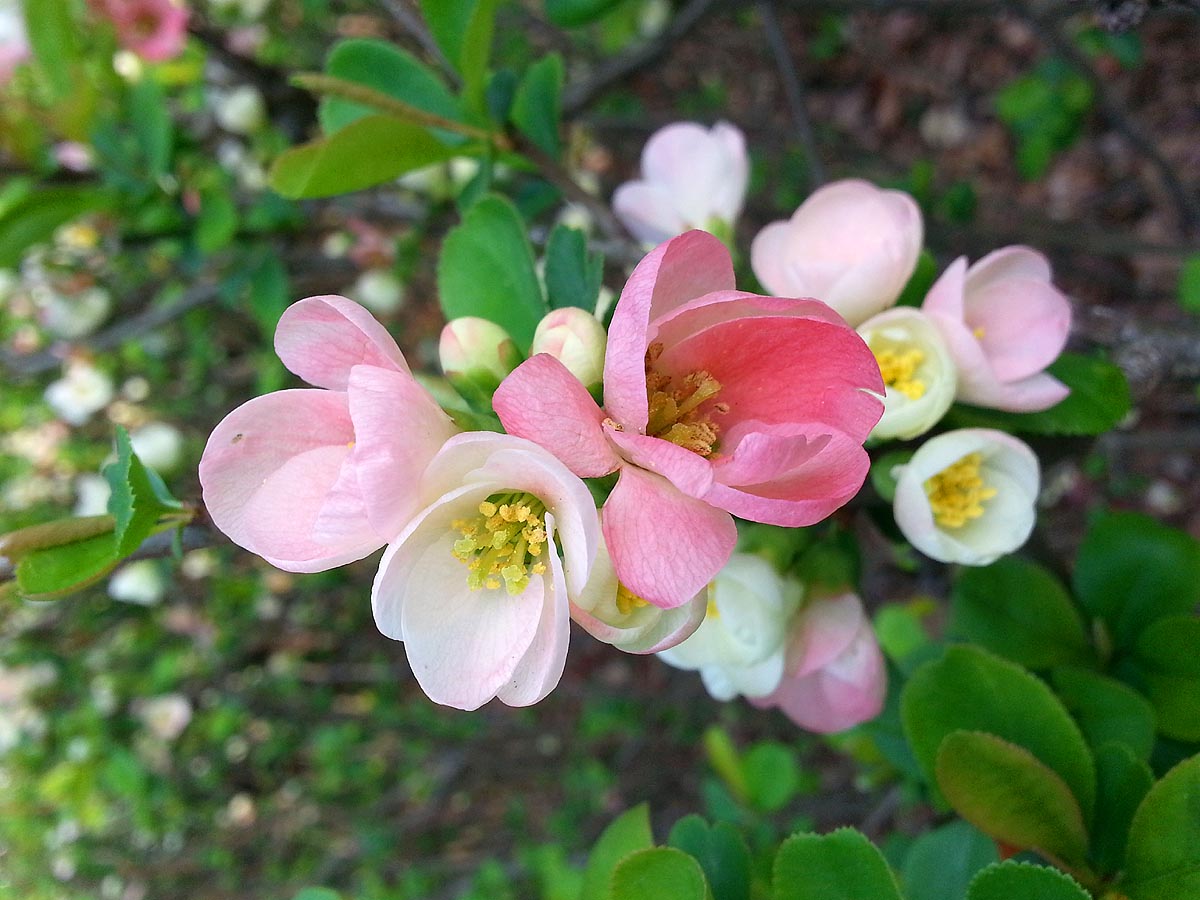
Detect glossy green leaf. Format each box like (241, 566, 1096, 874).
(1133, 616, 1200, 741)
(668, 816, 750, 900)
(269, 115, 458, 199)
(869, 450, 913, 504)
(22, 0, 77, 98)
(0, 186, 114, 268)
(544, 224, 604, 312)
(438, 194, 547, 349)
(512, 54, 564, 157)
(1090, 742, 1153, 875)
(609, 847, 708, 900)
(1051, 667, 1156, 760)
(419, 0, 498, 117)
(936, 731, 1090, 869)
(581, 804, 654, 900)
(901, 646, 1095, 817)
(15, 531, 118, 599)
(901, 820, 998, 900)
(946, 353, 1130, 436)
(950, 558, 1090, 669)
(967, 862, 1090, 900)
(773, 829, 903, 900)
(1122, 753, 1200, 900)
(1073, 511, 1200, 651)
(545, 0, 623, 28)
(130, 77, 174, 176)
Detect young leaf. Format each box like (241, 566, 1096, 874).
(1178, 253, 1200, 314)
(668, 816, 751, 900)
(1089, 742, 1152, 875)
(1132, 616, 1200, 741)
(15, 531, 118, 599)
(544, 224, 604, 312)
(269, 116, 459, 199)
(0, 187, 114, 268)
(609, 847, 709, 900)
(438, 194, 548, 349)
(130, 77, 174, 177)
(742, 742, 800, 813)
(901, 821, 998, 900)
(581, 804, 654, 900)
(1122, 753, 1200, 900)
(773, 829, 903, 900)
(966, 862, 1091, 900)
(950, 558, 1090, 670)
(1051, 667, 1156, 760)
(901, 646, 1096, 817)
(419, 0, 498, 118)
(511, 54, 565, 158)
(103, 426, 182, 557)
(935, 731, 1090, 869)
(23, 0, 77, 98)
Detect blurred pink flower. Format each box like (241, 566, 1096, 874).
(0, 2, 30, 86)
(922, 247, 1071, 412)
(751, 179, 923, 326)
(200, 295, 456, 572)
(93, 0, 188, 62)
(371, 433, 601, 710)
(613, 121, 749, 245)
(752, 592, 886, 733)
(495, 231, 883, 609)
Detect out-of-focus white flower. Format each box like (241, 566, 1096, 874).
(44, 361, 114, 425)
(348, 268, 405, 314)
(215, 85, 265, 135)
(35, 285, 112, 339)
(0, 0, 30, 85)
(893, 428, 1039, 566)
(638, 0, 671, 37)
(557, 203, 594, 235)
(658, 553, 802, 701)
(130, 422, 184, 472)
(107, 561, 166, 606)
(135, 694, 192, 741)
(857, 307, 956, 441)
(74, 473, 112, 516)
(0, 662, 55, 754)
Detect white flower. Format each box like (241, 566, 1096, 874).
(107, 561, 165, 606)
(658, 553, 802, 701)
(893, 428, 1039, 566)
(73, 473, 112, 516)
(215, 85, 265, 135)
(348, 268, 405, 314)
(35, 285, 111, 339)
(857, 307, 956, 441)
(43, 362, 114, 425)
(130, 422, 184, 472)
(135, 694, 192, 741)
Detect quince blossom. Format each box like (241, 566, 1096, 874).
(91, 0, 188, 62)
(530, 307, 607, 393)
(922, 246, 1071, 412)
(751, 179, 923, 326)
(613, 122, 749, 246)
(494, 231, 883, 610)
(893, 428, 1039, 566)
(372, 433, 600, 710)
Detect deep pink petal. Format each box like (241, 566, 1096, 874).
(275, 295, 408, 390)
(604, 427, 713, 498)
(712, 421, 828, 487)
(494, 354, 620, 478)
(967, 278, 1071, 382)
(602, 466, 735, 609)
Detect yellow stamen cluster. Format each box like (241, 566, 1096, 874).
(874, 345, 927, 400)
(924, 452, 998, 528)
(615, 584, 650, 616)
(451, 492, 549, 595)
(644, 342, 728, 457)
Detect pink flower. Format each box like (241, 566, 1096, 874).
(200, 295, 456, 572)
(494, 231, 883, 610)
(751, 179, 923, 326)
(372, 433, 601, 710)
(0, 2, 30, 86)
(922, 247, 1071, 412)
(752, 592, 886, 733)
(94, 0, 188, 62)
(613, 122, 749, 246)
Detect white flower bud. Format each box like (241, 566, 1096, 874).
(857, 307, 956, 441)
(135, 694, 192, 741)
(215, 86, 265, 135)
(130, 422, 183, 472)
(439, 317, 522, 406)
(107, 561, 165, 606)
(530, 307, 606, 391)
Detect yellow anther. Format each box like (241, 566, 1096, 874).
(874, 345, 927, 401)
(644, 343, 727, 457)
(973, 326, 986, 339)
(924, 452, 998, 528)
(705, 583, 719, 619)
(478, 500, 497, 517)
(616, 584, 650, 616)
(452, 491, 551, 595)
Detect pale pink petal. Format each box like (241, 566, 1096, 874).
(961, 371, 1070, 413)
(613, 181, 687, 246)
(641, 123, 733, 227)
(823, 254, 911, 325)
(708, 122, 749, 223)
(749, 220, 796, 296)
(787, 593, 865, 678)
(967, 278, 1071, 382)
(602, 466, 736, 609)
(275, 295, 408, 390)
(348, 364, 457, 541)
(604, 427, 713, 498)
(493, 355, 620, 478)
(921, 257, 969, 319)
(964, 245, 1051, 293)
(604, 231, 735, 430)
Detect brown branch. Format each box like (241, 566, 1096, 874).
(757, 0, 826, 188)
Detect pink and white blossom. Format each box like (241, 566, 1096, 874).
(200, 295, 456, 573)
(922, 246, 1072, 412)
(495, 231, 883, 610)
(0, 0, 30, 86)
(613, 122, 749, 245)
(371, 433, 601, 710)
(751, 179, 924, 326)
(92, 0, 188, 62)
(530, 307, 607, 392)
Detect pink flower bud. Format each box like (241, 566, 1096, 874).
(530, 308, 606, 391)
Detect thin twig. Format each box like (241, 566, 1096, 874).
(757, 0, 826, 188)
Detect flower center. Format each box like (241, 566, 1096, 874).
(644, 342, 728, 457)
(873, 343, 926, 400)
(615, 583, 650, 616)
(924, 452, 998, 528)
(451, 492, 548, 595)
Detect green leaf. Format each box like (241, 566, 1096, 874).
(0, 186, 114, 268)
(419, 0, 498, 117)
(15, 531, 118, 599)
(102, 426, 182, 558)
(195, 186, 239, 254)
(1089, 742, 1152, 875)
(545, 0, 623, 27)
(581, 804, 654, 900)
(950, 558, 1090, 670)
(742, 742, 800, 813)
(1180, 254, 1200, 314)
(1051, 667, 1156, 760)
(901, 821, 998, 900)
(967, 862, 1091, 900)
(1133, 616, 1200, 741)
(773, 829, 903, 900)
(130, 77, 174, 176)
(1073, 511, 1200, 651)
(945, 353, 1131, 436)
(610, 847, 708, 900)
(901, 646, 1095, 817)
(22, 0, 77, 98)
(512, 54, 564, 157)
(319, 39, 462, 135)
(292, 890, 342, 900)
(869, 450, 913, 504)
(668, 816, 750, 900)
(894, 249, 937, 308)
(935, 731, 1090, 868)
(438, 194, 548, 349)
(247, 251, 291, 336)
(269, 115, 459, 199)
(544, 224, 604, 312)
(1122, 753, 1200, 900)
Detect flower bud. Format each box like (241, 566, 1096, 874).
(438, 317, 523, 408)
(857, 307, 956, 441)
(530, 308, 606, 392)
